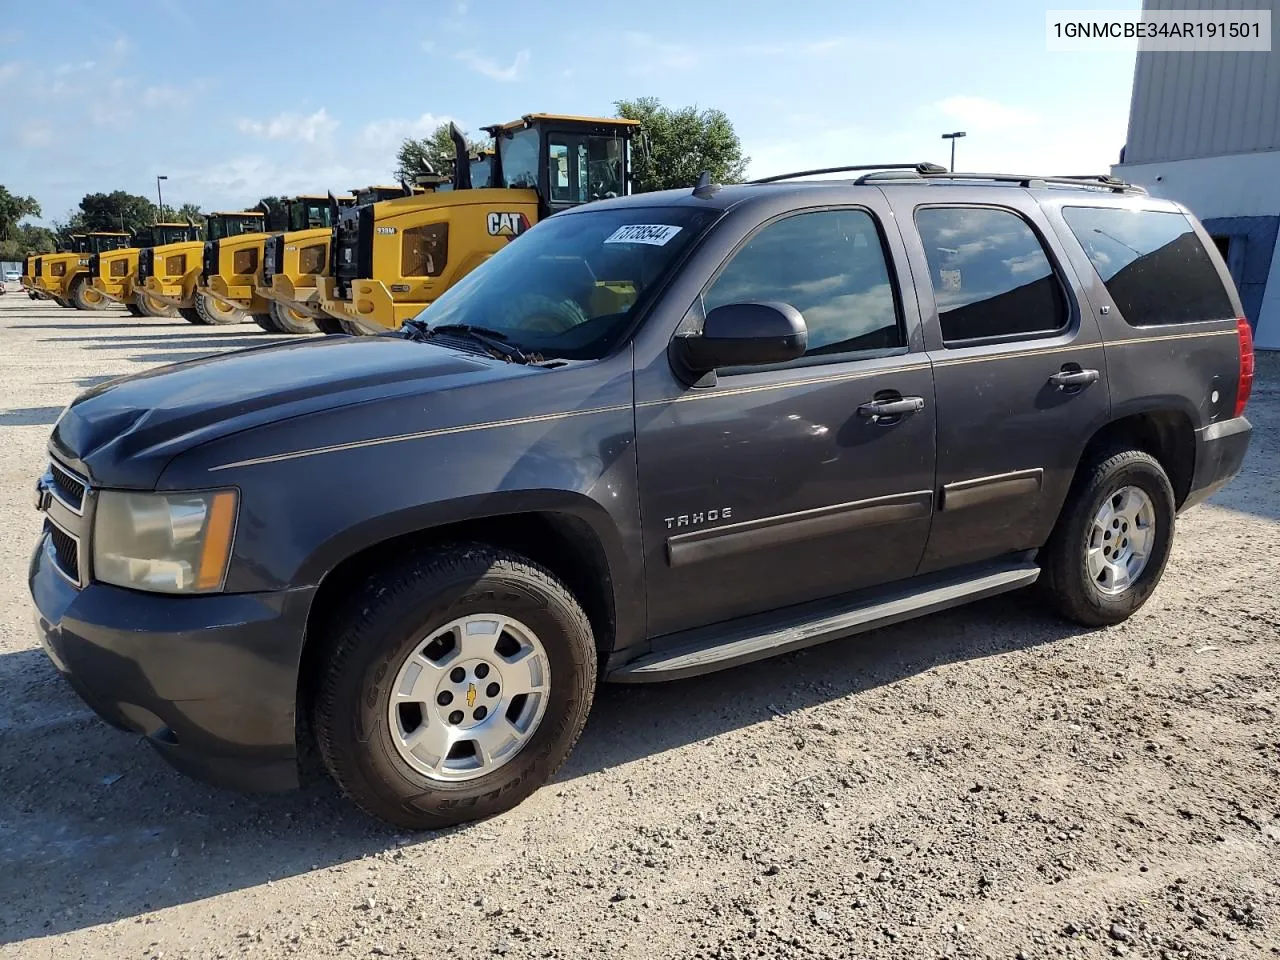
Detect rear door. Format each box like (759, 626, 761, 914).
(634, 200, 937, 637)
(886, 190, 1111, 572)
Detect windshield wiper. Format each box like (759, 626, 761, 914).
(400, 320, 533, 364)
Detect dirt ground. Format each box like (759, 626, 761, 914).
(1, 292, 1277, 960)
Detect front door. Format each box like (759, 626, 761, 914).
(635, 205, 938, 638)
(888, 197, 1111, 571)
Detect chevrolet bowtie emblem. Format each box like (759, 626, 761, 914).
(466, 683, 477, 707)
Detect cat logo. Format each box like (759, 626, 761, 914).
(486, 211, 529, 241)
(466, 683, 477, 707)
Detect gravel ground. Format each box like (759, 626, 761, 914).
(1, 293, 1278, 960)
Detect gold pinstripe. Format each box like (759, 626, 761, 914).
(207, 403, 632, 471)
(207, 328, 1236, 471)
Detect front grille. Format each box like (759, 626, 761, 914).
(137, 248, 153, 281)
(202, 240, 218, 280)
(263, 235, 283, 282)
(88, 253, 100, 278)
(46, 519, 81, 585)
(49, 461, 86, 511)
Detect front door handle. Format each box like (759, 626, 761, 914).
(858, 396, 925, 422)
(1048, 367, 1100, 390)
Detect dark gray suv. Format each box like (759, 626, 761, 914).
(30, 165, 1255, 828)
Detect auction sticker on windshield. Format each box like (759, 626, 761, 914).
(604, 224, 683, 246)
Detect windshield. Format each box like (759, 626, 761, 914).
(152, 225, 197, 245)
(470, 156, 494, 188)
(549, 134, 626, 203)
(290, 200, 331, 231)
(208, 216, 264, 241)
(499, 127, 539, 188)
(412, 206, 716, 360)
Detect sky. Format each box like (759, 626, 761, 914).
(0, 0, 1143, 227)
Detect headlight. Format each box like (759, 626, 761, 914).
(93, 489, 238, 594)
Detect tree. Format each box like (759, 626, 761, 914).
(77, 190, 159, 235)
(173, 203, 205, 230)
(614, 97, 749, 193)
(395, 123, 486, 183)
(254, 196, 289, 231)
(0, 223, 56, 260)
(0, 186, 41, 240)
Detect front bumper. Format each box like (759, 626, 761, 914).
(91, 277, 132, 303)
(143, 273, 198, 309)
(29, 529, 316, 792)
(1182, 415, 1252, 511)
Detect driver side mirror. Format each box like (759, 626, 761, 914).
(671, 301, 808, 379)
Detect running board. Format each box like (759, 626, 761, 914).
(609, 561, 1040, 683)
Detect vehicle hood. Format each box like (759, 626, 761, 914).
(50, 336, 499, 488)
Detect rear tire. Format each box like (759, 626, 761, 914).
(252, 311, 281, 333)
(178, 306, 206, 325)
(311, 544, 597, 830)
(70, 276, 109, 311)
(1039, 448, 1176, 627)
(268, 300, 319, 335)
(55, 296, 74, 309)
(195, 291, 245, 325)
(134, 292, 179, 319)
(314, 314, 347, 335)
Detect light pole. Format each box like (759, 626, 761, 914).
(155, 175, 168, 219)
(941, 131, 966, 172)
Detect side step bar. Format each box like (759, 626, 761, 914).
(609, 561, 1040, 683)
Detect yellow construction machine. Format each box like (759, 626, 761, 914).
(88, 223, 202, 318)
(317, 114, 638, 334)
(22, 254, 40, 299)
(30, 233, 131, 309)
(139, 211, 265, 325)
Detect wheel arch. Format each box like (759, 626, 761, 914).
(1077, 406, 1196, 508)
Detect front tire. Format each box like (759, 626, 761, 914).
(314, 314, 347, 335)
(134, 292, 180, 318)
(178, 306, 206, 325)
(251, 311, 281, 333)
(312, 545, 597, 830)
(70, 276, 109, 311)
(125, 302, 145, 317)
(1040, 448, 1176, 626)
(195, 291, 245, 325)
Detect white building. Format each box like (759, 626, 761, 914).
(1113, 0, 1280, 348)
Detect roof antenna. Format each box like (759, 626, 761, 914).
(692, 171, 719, 199)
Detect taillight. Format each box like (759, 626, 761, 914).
(1234, 316, 1254, 418)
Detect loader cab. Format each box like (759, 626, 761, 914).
(206, 212, 266, 242)
(87, 232, 131, 254)
(286, 196, 345, 232)
(354, 185, 414, 207)
(484, 113, 639, 215)
(146, 222, 201, 247)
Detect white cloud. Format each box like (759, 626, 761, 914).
(237, 108, 338, 143)
(111, 36, 130, 55)
(143, 84, 191, 109)
(622, 32, 699, 74)
(54, 60, 96, 75)
(359, 112, 455, 152)
(18, 123, 54, 148)
(0, 61, 20, 84)
(456, 49, 529, 82)
(933, 96, 1040, 132)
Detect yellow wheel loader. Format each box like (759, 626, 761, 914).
(139, 212, 264, 325)
(248, 194, 355, 334)
(32, 233, 131, 309)
(89, 223, 202, 318)
(22, 254, 41, 299)
(317, 114, 639, 334)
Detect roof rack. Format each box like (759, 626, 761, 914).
(750, 162, 946, 184)
(867, 170, 1146, 195)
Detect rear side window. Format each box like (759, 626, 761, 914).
(915, 206, 1069, 344)
(1060, 207, 1235, 326)
(704, 209, 903, 359)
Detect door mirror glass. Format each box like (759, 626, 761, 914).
(672, 301, 808, 376)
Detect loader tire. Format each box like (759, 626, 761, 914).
(135, 292, 179, 319)
(195, 291, 245, 325)
(252, 311, 280, 333)
(315, 314, 348, 336)
(70, 276, 110, 311)
(179, 307, 206, 325)
(268, 300, 318, 335)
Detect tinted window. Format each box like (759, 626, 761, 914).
(1061, 206, 1235, 326)
(499, 127, 539, 188)
(704, 209, 902, 358)
(916, 207, 1068, 343)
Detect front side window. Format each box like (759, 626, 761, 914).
(916, 206, 1068, 344)
(414, 206, 716, 360)
(703, 209, 903, 360)
(1060, 206, 1235, 326)
(548, 134, 625, 204)
(499, 127, 539, 188)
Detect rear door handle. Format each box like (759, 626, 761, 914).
(1048, 368, 1099, 389)
(858, 396, 925, 421)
